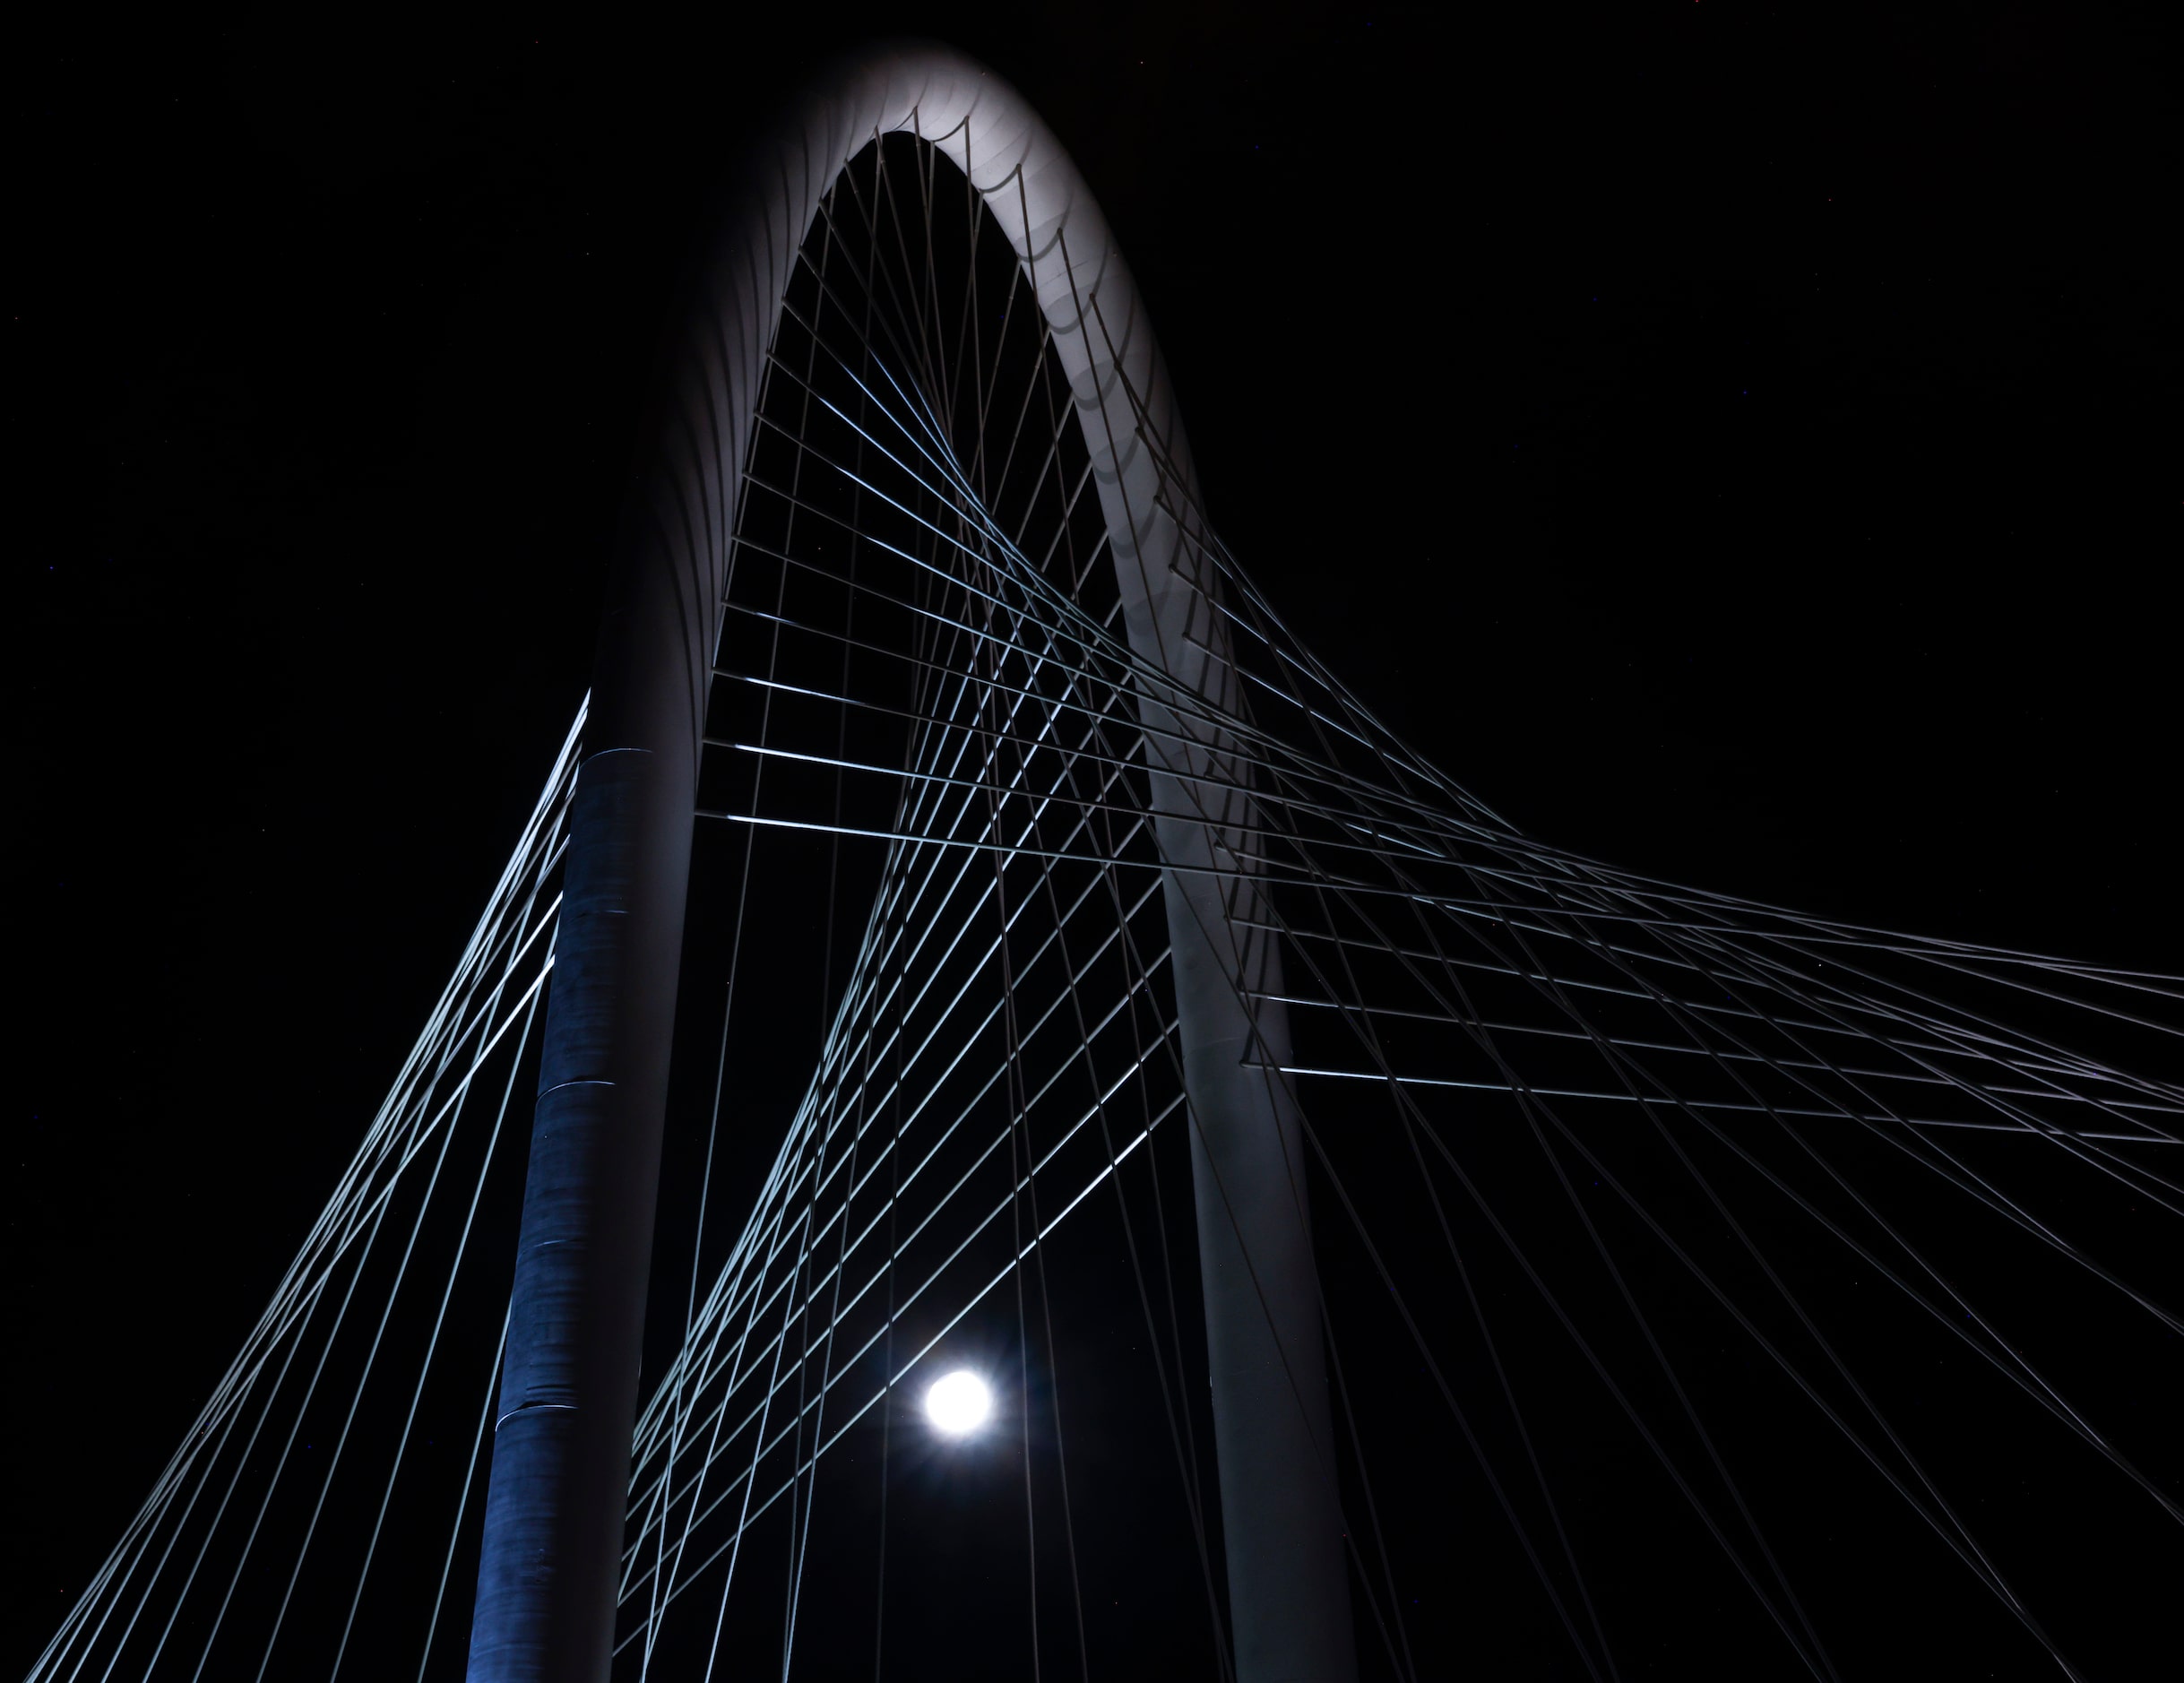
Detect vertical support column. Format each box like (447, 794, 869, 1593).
(1088, 358, 1360, 1683)
(1164, 816, 1359, 1683)
(464, 741, 690, 1683)
(464, 460, 713, 1682)
(456, 56, 748, 1677)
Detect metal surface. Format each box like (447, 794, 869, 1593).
(466, 41, 1354, 1682)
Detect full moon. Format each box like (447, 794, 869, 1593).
(924, 1369, 992, 1437)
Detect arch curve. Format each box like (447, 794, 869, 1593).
(468, 41, 1353, 1683)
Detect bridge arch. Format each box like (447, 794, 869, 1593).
(468, 42, 1351, 1683)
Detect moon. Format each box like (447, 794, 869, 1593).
(924, 1369, 993, 1437)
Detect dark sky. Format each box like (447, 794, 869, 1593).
(13, 4, 2177, 1677)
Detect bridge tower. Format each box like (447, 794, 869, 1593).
(462, 43, 1356, 1683)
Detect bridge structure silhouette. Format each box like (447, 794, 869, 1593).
(28, 44, 2183, 1683)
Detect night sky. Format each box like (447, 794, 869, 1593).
(13, 4, 2177, 1677)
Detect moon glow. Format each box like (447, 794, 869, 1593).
(924, 1369, 993, 1437)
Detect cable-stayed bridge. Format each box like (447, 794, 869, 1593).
(29, 45, 2183, 1683)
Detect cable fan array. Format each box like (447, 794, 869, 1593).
(618, 131, 2184, 1683)
(30, 121, 2184, 1683)
(29, 708, 583, 1683)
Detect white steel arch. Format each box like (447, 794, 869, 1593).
(467, 40, 1353, 1683)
